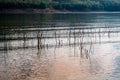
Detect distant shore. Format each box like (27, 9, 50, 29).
(0, 8, 112, 14)
(0, 8, 69, 14)
(0, 9, 120, 14)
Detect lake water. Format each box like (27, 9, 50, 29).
(0, 12, 120, 80)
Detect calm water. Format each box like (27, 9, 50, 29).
(0, 12, 120, 80)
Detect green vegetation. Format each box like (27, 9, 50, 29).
(0, 0, 120, 11)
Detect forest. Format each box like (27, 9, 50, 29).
(0, 0, 120, 11)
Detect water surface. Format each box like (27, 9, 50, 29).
(0, 13, 120, 80)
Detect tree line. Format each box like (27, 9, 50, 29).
(0, 0, 120, 11)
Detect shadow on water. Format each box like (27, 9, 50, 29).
(111, 56, 120, 79)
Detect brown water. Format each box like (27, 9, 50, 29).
(0, 12, 120, 80)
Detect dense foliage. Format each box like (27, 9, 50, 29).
(0, 0, 120, 11)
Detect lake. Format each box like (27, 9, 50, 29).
(0, 12, 120, 80)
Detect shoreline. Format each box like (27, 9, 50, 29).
(0, 9, 120, 14)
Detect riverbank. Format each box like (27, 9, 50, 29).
(0, 8, 70, 14)
(1, 9, 120, 14)
(0, 8, 109, 14)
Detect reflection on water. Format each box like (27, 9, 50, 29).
(0, 13, 120, 80)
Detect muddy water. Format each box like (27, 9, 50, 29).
(0, 13, 120, 80)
